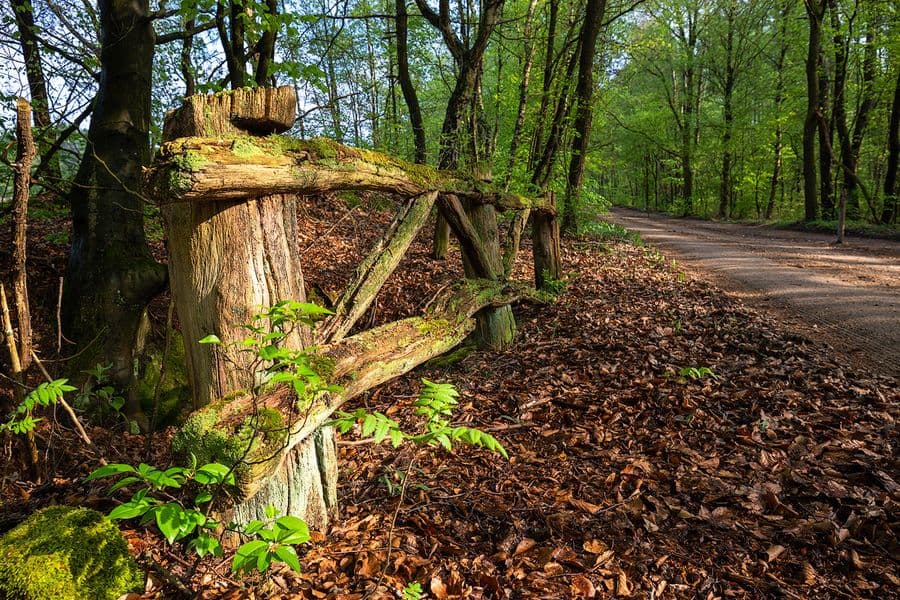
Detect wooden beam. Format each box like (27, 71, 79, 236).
(145, 136, 555, 214)
(318, 191, 438, 343)
(173, 279, 547, 502)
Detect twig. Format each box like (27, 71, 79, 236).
(1, 283, 39, 479)
(300, 205, 358, 255)
(141, 551, 193, 599)
(363, 455, 416, 599)
(30, 350, 97, 452)
(56, 277, 73, 352)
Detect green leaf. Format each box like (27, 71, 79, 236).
(199, 334, 221, 344)
(233, 540, 268, 574)
(85, 463, 136, 481)
(274, 516, 310, 544)
(156, 503, 187, 544)
(273, 544, 302, 573)
(195, 463, 235, 485)
(108, 498, 152, 521)
(244, 519, 265, 536)
(108, 476, 141, 493)
(190, 533, 223, 558)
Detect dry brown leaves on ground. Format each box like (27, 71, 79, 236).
(0, 196, 897, 599)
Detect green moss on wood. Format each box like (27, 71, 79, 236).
(173, 400, 297, 494)
(231, 138, 268, 159)
(0, 506, 143, 600)
(172, 399, 252, 482)
(172, 149, 209, 172)
(133, 329, 190, 425)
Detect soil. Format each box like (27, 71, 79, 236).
(604, 207, 900, 377)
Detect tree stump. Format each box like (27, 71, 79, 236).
(159, 88, 337, 529)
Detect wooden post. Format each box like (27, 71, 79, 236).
(159, 88, 337, 529)
(533, 191, 562, 290)
(12, 98, 33, 371)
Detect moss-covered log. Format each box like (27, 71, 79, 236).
(145, 136, 554, 214)
(172, 280, 545, 513)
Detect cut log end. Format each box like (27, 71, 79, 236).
(162, 86, 297, 140)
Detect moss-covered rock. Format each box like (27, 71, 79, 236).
(0, 506, 143, 600)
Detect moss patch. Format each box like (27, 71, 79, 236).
(172, 400, 292, 494)
(172, 399, 252, 481)
(0, 506, 143, 600)
(134, 329, 191, 426)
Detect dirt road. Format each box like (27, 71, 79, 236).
(604, 207, 900, 378)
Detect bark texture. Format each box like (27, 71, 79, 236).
(802, 0, 827, 221)
(162, 86, 296, 139)
(12, 98, 34, 371)
(147, 137, 553, 213)
(63, 0, 167, 401)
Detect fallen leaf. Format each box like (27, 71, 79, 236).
(582, 540, 608, 554)
(570, 575, 596, 598)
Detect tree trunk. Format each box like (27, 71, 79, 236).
(504, 0, 538, 190)
(882, 69, 900, 224)
(528, 0, 558, 174)
(718, 3, 735, 220)
(818, 44, 833, 219)
(830, 6, 851, 222)
(766, 1, 790, 220)
(844, 24, 877, 221)
(414, 0, 504, 258)
(12, 98, 34, 372)
(63, 0, 167, 408)
(562, 0, 606, 233)
(395, 0, 426, 164)
(802, 0, 826, 222)
(533, 192, 561, 291)
(160, 88, 342, 529)
(254, 0, 279, 86)
(180, 18, 197, 96)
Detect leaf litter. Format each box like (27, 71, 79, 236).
(0, 195, 896, 598)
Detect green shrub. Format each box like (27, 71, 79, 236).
(0, 506, 143, 600)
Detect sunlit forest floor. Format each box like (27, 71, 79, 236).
(1, 196, 897, 598)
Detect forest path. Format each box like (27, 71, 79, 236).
(604, 206, 900, 377)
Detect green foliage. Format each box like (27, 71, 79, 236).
(1, 379, 75, 435)
(539, 270, 568, 296)
(678, 366, 717, 381)
(582, 220, 643, 245)
(0, 506, 143, 600)
(403, 581, 424, 600)
(86, 458, 309, 576)
(233, 510, 309, 575)
(330, 379, 508, 459)
(73, 363, 139, 432)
